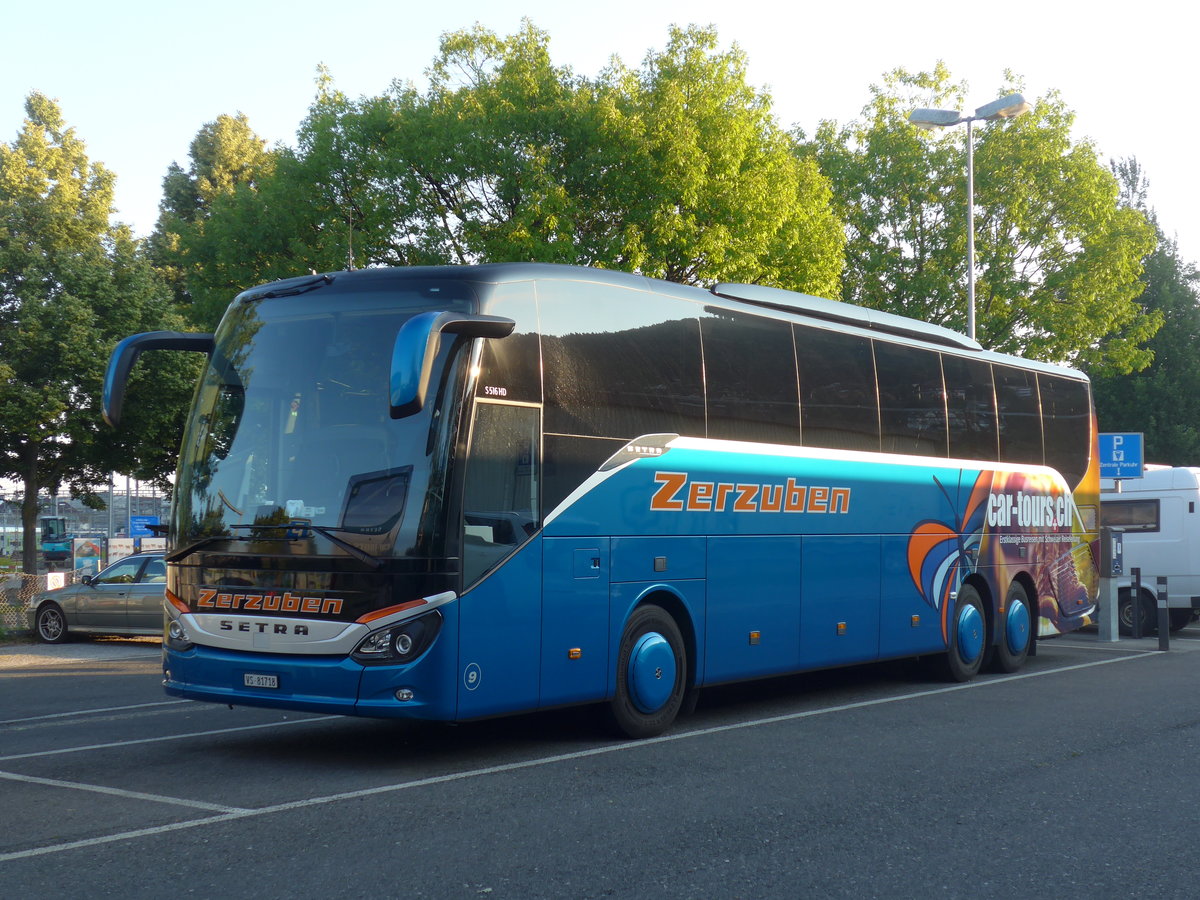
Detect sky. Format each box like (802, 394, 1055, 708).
(5, 0, 1198, 266)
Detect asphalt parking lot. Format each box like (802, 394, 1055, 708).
(3, 627, 1200, 899)
(0, 635, 160, 669)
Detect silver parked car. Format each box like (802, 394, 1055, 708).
(28, 551, 166, 643)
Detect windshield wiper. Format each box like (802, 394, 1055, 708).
(240, 274, 334, 302)
(286, 523, 384, 570)
(223, 523, 384, 570)
(166, 535, 236, 564)
(167, 522, 384, 570)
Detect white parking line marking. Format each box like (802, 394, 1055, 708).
(0, 716, 341, 763)
(0, 651, 1155, 862)
(0, 771, 249, 813)
(0, 700, 189, 726)
(1048, 641, 1165, 653)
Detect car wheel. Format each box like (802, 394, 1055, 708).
(1117, 589, 1155, 637)
(35, 603, 69, 644)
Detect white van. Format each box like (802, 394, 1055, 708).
(1100, 466, 1200, 634)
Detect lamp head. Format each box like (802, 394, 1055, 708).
(907, 108, 964, 130)
(974, 93, 1031, 121)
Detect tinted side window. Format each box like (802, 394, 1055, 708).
(543, 434, 626, 517)
(1040, 374, 1092, 489)
(461, 402, 541, 586)
(701, 310, 801, 445)
(994, 365, 1043, 465)
(476, 282, 541, 405)
(540, 281, 704, 440)
(942, 354, 998, 462)
(874, 341, 947, 457)
(795, 325, 879, 452)
(1101, 498, 1159, 532)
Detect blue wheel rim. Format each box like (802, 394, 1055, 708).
(628, 632, 676, 714)
(1006, 597, 1030, 654)
(956, 602, 984, 664)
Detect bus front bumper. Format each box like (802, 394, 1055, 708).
(163, 644, 456, 721)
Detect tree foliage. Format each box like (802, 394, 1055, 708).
(1, 93, 198, 570)
(149, 112, 278, 327)
(809, 64, 1158, 373)
(158, 23, 845, 331)
(1090, 159, 1200, 464)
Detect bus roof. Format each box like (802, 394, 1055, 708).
(240, 263, 1087, 382)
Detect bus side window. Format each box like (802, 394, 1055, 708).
(874, 341, 947, 457)
(943, 354, 999, 462)
(462, 402, 542, 587)
(1040, 374, 1091, 488)
(795, 324, 880, 453)
(540, 281, 704, 441)
(995, 364, 1043, 466)
(701, 311, 801, 446)
(475, 282, 541, 405)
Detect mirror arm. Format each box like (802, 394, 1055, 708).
(104, 331, 214, 426)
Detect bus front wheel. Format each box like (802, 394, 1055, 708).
(609, 605, 687, 739)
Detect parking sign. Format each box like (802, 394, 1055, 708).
(1099, 432, 1144, 480)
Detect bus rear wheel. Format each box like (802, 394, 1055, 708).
(991, 582, 1032, 673)
(608, 605, 687, 739)
(941, 585, 986, 682)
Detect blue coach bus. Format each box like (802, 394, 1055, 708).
(103, 264, 1099, 737)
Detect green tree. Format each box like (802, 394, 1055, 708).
(1090, 159, 1200, 463)
(586, 25, 844, 292)
(810, 65, 1158, 372)
(149, 113, 278, 328)
(1, 93, 198, 572)
(162, 21, 845, 330)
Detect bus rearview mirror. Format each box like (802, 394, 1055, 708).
(390, 312, 515, 418)
(103, 331, 215, 427)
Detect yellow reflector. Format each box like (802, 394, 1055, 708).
(568, 648, 582, 660)
(748, 631, 761, 645)
(837, 622, 847, 635)
(911, 615, 920, 627)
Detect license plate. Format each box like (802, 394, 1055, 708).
(243, 673, 278, 689)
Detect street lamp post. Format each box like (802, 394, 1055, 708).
(908, 93, 1032, 341)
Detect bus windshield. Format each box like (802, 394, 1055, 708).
(173, 279, 476, 561)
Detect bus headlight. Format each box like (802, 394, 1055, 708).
(166, 618, 194, 651)
(352, 610, 442, 664)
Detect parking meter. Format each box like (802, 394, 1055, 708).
(1097, 527, 1123, 642)
(1100, 526, 1124, 577)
